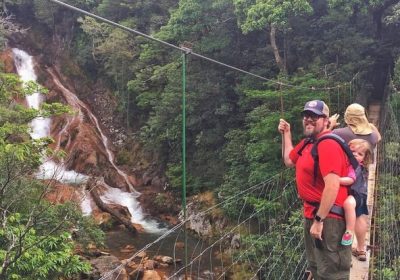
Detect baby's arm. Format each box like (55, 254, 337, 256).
(340, 176, 355, 186)
(340, 165, 356, 186)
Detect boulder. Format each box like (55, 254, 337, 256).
(128, 264, 144, 280)
(143, 260, 157, 270)
(142, 270, 162, 280)
(135, 251, 147, 259)
(89, 255, 128, 280)
(44, 181, 80, 204)
(153, 255, 174, 265)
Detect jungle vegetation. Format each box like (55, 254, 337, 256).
(1, 0, 400, 278)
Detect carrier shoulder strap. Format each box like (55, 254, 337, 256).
(311, 134, 359, 185)
(297, 137, 315, 156)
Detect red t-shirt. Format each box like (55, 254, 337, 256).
(289, 132, 350, 219)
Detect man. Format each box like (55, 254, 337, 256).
(278, 100, 352, 280)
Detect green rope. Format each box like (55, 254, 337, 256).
(181, 52, 188, 276)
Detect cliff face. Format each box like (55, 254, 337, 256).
(2, 31, 180, 227)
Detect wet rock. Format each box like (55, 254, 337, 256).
(92, 210, 112, 226)
(142, 270, 162, 280)
(108, 204, 132, 221)
(44, 181, 80, 204)
(231, 234, 241, 249)
(153, 255, 174, 265)
(143, 259, 158, 270)
(133, 223, 145, 233)
(135, 251, 147, 259)
(120, 245, 135, 254)
(129, 264, 144, 280)
(179, 193, 228, 238)
(0, 49, 16, 72)
(180, 204, 212, 237)
(202, 270, 216, 279)
(125, 260, 138, 270)
(104, 169, 129, 190)
(89, 255, 128, 280)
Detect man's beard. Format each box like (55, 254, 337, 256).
(304, 129, 315, 137)
(303, 121, 321, 137)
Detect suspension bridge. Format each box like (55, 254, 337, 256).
(38, 1, 400, 279)
(97, 93, 399, 280)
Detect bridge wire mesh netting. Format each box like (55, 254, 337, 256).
(372, 83, 400, 279)
(99, 169, 311, 280)
(40, 2, 363, 279)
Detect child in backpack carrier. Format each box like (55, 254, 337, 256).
(340, 139, 373, 246)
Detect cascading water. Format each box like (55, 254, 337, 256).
(12, 48, 163, 233)
(12, 48, 88, 185)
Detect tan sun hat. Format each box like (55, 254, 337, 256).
(344, 103, 373, 135)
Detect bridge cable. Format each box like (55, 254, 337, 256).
(47, 0, 354, 91)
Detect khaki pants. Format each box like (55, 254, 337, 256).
(304, 218, 351, 280)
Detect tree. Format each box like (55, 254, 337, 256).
(233, 0, 313, 74)
(0, 72, 102, 279)
(0, 12, 25, 49)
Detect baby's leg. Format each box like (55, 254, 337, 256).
(343, 195, 356, 232)
(341, 195, 356, 246)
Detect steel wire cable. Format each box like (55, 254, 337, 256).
(47, 0, 358, 91)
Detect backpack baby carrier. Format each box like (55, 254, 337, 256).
(311, 134, 368, 199)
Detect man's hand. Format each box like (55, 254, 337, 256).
(278, 119, 291, 134)
(310, 220, 324, 240)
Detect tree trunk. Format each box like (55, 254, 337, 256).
(269, 24, 286, 74)
(89, 182, 137, 235)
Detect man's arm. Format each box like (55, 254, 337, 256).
(310, 173, 341, 240)
(278, 119, 294, 167)
(317, 173, 341, 218)
(310, 139, 346, 239)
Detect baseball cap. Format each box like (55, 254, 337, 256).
(302, 100, 329, 117)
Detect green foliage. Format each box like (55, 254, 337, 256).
(234, 209, 304, 278)
(19, 0, 390, 202)
(221, 73, 327, 202)
(233, 0, 313, 33)
(0, 214, 91, 280)
(32, 0, 96, 26)
(393, 58, 400, 90)
(154, 193, 168, 208)
(0, 72, 102, 279)
(165, 162, 182, 191)
(11, 0, 400, 248)
(385, 141, 400, 161)
(375, 173, 400, 279)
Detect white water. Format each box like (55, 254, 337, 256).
(100, 180, 164, 233)
(12, 48, 88, 185)
(46, 69, 141, 197)
(12, 48, 164, 233)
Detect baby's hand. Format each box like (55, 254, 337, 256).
(329, 113, 340, 130)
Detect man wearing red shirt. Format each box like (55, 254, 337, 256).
(278, 100, 351, 280)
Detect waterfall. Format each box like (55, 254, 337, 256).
(12, 48, 164, 233)
(12, 48, 88, 185)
